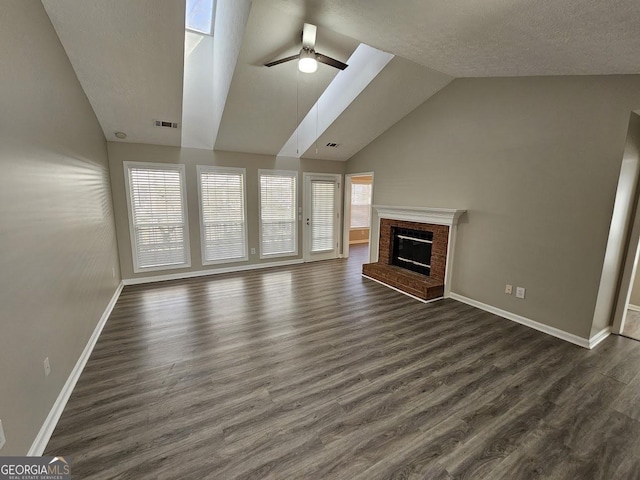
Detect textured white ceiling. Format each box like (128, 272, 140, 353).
(280, 44, 395, 159)
(214, 2, 357, 156)
(215, 2, 453, 160)
(302, 57, 452, 161)
(257, 0, 640, 77)
(212, 0, 251, 149)
(42, 0, 185, 146)
(41, 0, 640, 159)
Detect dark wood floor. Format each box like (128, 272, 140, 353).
(623, 309, 640, 341)
(46, 245, 640, 479)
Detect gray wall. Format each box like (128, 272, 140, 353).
(347, 76, 640, 339)
(107, 142, 346, 280)
(0, 1, 120, 454)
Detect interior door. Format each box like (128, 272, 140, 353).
(303, 173, 341, 262)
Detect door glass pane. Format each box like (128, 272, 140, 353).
(260, 172, 297, 256)
(311, 181, 335, 252)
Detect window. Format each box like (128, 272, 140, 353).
(124, 162, 190, 272)
(197, 166, 248, 265)
(186, 0, 215, 35)
(311, 181, 336, 252)
(350, 183, 372, 228)
(259, 170, 298, 258)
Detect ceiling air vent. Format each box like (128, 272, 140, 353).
(326, 142, 340, 148)
(153, 120, 179, 129)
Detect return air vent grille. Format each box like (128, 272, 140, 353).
(154, 120, 179, 129)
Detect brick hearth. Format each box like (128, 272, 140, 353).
(363, 219, 449, 301)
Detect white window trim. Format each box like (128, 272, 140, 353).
(197, 165, 249, 266)
(123, 161, 191, 273)
(258, 169, 299, 260)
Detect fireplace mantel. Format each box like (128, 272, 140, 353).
(373, 205, 466, 226)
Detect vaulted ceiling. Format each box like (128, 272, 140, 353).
(42, 0, 185, 147)
(42, 0, 640, 161)
(260, 0, 640, 77)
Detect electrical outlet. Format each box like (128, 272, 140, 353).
(44, 357, 51, 377)
(0, 420, 6, 451)
(516, 287, 526, 299)
(505, 284, 513, 295)
(251, 248, 256, 255)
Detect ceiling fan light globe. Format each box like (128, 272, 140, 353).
(298, 48, 318, 73)
(299, 57, 318, 73)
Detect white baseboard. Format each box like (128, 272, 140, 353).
(123, 259, 304, 286)
(628, 304, 640, 312)
(588, 326, 611, 349)
(362, 274, 443, 305)
(28, 281, 124, 456)
(449, 292, 591, 349)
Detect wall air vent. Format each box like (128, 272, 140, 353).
(154, 120, 179, 129)
(326, 142, 340, 148)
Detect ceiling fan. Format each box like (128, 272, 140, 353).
(264, 23, 348, 73)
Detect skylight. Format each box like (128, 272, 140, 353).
(186, 0, 215, 35)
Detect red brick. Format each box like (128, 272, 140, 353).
(364, 219, 451, 300)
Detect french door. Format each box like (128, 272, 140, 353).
(303, 173, 341, 262)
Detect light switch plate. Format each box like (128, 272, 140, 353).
(516, 287, 526, 299)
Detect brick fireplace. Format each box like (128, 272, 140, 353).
(362, 206, 465, 302)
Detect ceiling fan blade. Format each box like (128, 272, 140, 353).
(315, 53, 348, 70)
(302, 23, 317, 49)
(264, 54, 300, 67)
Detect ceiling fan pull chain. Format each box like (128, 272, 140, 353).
(315, 71, 319, 155)
(296, 67, 300, 155)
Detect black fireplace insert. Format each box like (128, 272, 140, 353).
(391, 227, 432, 276)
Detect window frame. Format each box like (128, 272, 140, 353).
(197, 165, 249, 266)
(258, 169, 299, 260)
(123, 161, 191, 273)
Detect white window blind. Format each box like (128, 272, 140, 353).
(198, 166, 247, 264)
(351, 183, 372, 228)
(124, 163, 189, 272)
(259, 171, 297, 257)
(311, 181, 336, 252)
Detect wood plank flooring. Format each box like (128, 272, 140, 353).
(46, 245, 640, 479)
